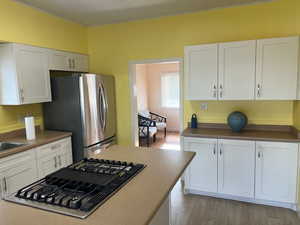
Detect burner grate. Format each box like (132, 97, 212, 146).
(5, 158, 146, 219)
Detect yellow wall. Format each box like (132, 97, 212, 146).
(187, 101, 294, 126)
(294, 101, 300, 130)
(87, 0, 300, 145)
(1, 0, 299, 142)
(0, 0, 88, 133)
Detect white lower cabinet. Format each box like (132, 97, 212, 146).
(184, 138, 218, 193)
(255, 141, 298, 203)
(218, 139, 255, 198)
(0, 150, 38, 198)
(184, 137, 299, 209)
(0, 137, 72, 199)
(36, 137, 73, 178)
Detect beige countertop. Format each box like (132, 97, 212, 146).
(0, 145, 195, 225)
(0, 130, 72, 159)
(182, 127, 300, 142)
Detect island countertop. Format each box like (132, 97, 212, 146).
(0, 145, 195, 225)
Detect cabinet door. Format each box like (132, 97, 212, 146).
(15, 44, 51, 104)
(0, 174, 4, 199)
(0, 153, 38, 197)
(73, 54, 89, 72)
(218, 139, 255, 198)
(184, 138, 218, 193)
(184, 44, 218, 100)
(255, 141, 298, 203)
(57, 138, 73, 168)
(256, 36, 299, 100)
(49, 50, 71, 71)
(218, 40, 256, 100)
(37, 152, 59, 178)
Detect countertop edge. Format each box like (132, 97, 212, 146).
(145, 150, 196, 225)
(182, 133, 300, 143)
(0, 131, 72, 159)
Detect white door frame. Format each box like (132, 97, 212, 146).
(128, 58, 184, 147)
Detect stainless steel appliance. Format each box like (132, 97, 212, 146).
(5, 158, 146, 219)
(43, 73, 116, 162)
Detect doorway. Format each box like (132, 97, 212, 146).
(129, 58, 183, 150)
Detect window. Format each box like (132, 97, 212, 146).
(161, 72, 179, 108)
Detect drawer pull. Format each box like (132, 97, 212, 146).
(54, 156, 57, 168)
(58, 155, 62, 167)
(3, 177, 7, 192)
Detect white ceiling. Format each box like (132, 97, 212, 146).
(14, 0, 270, 26)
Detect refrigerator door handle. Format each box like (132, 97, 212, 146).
(100, 82, 108, 131)
(98, 85, 105, 130)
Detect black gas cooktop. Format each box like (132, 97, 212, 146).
(5, 158, 146, 219)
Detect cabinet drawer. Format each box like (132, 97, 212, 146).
(35, 138, 70, 159)
(0, 149, 35, 168)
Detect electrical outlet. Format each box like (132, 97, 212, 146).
(17, 115, 25, 124)
(200, 103, 208, 111)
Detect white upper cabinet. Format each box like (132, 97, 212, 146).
(184, 137, 218, 193)
(0, 43, 51, 105)
(49, 50, 89, 72)
(256, 36, 299, 100)
(255, 141, 298, 203)
(185, 44, 218, 100)
(218, 139, 255, 198)
(73, 53, 89, 72)
(49, 50, 71, 71)
(218, 40, 256, 100)
(184, 36, 300, 101)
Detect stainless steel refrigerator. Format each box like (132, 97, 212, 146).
(43, 73, 116, 162)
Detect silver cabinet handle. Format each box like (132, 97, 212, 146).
(58, 155, 62, 167)
(72, 59, 75, 69)
(19, 88, 24, 103)
(257, 84, 261, 97)
(54, 156, 57, 168)
(3, 177, 7, 193)
(258, 151, 263, 158)
(219, 144, 223, 156)
(219, 84, 223, 98)
(213, 143, 217, 155)
(68, 58, 71, 69)
(213, 85, 217, 98)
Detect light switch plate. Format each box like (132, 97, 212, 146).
(200, 103, 208, 111)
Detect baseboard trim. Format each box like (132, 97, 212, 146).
(296, 204, 300, 217)
(166, 128, 180, 132)
(185, 188, 297, 211)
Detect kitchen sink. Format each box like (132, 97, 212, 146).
(0, 142, 26, 151)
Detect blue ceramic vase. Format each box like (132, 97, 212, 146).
(227, 111, 248, 132)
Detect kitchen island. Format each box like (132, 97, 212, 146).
(0, 145, 195, 225)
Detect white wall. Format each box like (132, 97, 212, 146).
(146, 63, 180, 132)
(136, 64, 149, 111)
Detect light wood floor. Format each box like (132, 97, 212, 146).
(148, 131, 180, 150)
(171, 182, 300, 225)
